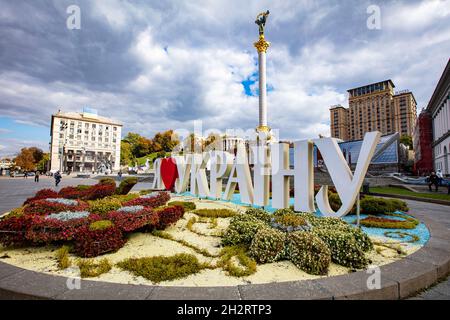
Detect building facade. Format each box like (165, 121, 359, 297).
(49, 110, 122, 173)
(427, 59, 450, 175)
(330, 80, 417, 141)
(413, 109, 433, 175)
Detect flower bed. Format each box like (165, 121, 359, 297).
(26, 213, 101, 243)
(23, 189, 60, 205)
(107, 207, 159, 233)
(357, 213, 419, 229)
(23, 199, 89, 216)
(74, 221, 126, 258)
(123, 192, 170, 208)
(0, 215, 35, 246)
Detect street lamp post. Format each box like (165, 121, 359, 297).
(59, 122, 68, 173)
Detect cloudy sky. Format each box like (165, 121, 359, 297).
(0, 0, 449, 157)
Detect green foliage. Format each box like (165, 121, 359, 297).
(117, 254, 204, 283)
(222, 215, 267, 246)
(116, 177, 138, 195)
(358, 213, 418, 229)
(245, 208, 272, 223)
(273, 208, 295, 217)
(56, 245, 71, 270)
(193, 208, 237, 218)
(99, 177, 116, 186)
(88, 198, 122, 215)
(360, 196, 408, 215)
(285, 232, 331, 275)
(108, 193, 140, 204)
(151, 230, 218, 257)
(168, 201, 196, 211)
(274, 214, 307, 227)
(312, 228, 370, 269)
(89, 220, 114, 231)
(218, 246, 257, 277)
(76, 185, 92, 191)
(120, 141, 133, 166)
(400, 135, 413, 150)
(76, 258, 112, 278)
(4, 207, 24, 219)
(249, 228, 286, 263)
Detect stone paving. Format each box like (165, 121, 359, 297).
(0, 177, 448, 299)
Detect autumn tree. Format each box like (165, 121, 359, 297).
(14, 147, 44, 171)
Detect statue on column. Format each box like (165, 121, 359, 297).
(255, 10, 270, 36)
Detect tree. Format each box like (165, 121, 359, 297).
(37, 153, 50, 171)
(14, 147, 44, 171)
(400, 135, 413, 150)
(120, 141, 133, 165)
(153, 130, 179, 152)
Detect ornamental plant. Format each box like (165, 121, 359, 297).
(153, 205, 185, 230)
(222, 215, 267, 246)
(245, 208, 272, 223)
(74, 221, 125, 258)
(115, 177, 138, 195)
(312, 228, 370, 269)
(107, 208, 159, 233)
(23, 189, 60, 205)
(88, 198, 122, 216)
(273, 208, 295, 217)
(168, 201, 196, 211)
(249, 227, 286, 263)
(285, 231, 331, 276)
(0, 214, 35, 246)
(123, 192, 170, 208)
(83, 183, 116, 201)
(26, 213, 101, 243)
(23, 199, 89, 216)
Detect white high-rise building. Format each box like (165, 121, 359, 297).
(49, 109, 122, 173)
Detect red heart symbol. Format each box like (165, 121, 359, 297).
(160, 158, 178, 190)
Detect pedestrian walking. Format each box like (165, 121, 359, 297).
(428, 172, 439, 192)
(34, 171, 40, 183)
(436, 169, 444, 186)
(24, 171, 28, 179)
(54, 171, 62, 187)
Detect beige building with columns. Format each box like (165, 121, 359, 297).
(330, 80, 417, 141)
(49, 110, 122, 173)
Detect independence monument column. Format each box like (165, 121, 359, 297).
(254, 11, 271, 138)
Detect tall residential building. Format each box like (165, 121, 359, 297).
(49, 109, 122, 173)
(330, 80, 417, 141)
(426, 59, 450, 175)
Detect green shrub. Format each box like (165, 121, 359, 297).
(109, 193, 140, 204)
(88, 198, 122, 215)
(360, 197, 409, 215)
(285, 232, 331, 275)
(274, 214, 307, 227)
(117, 254, 205, 283)
(222, 215, 267, 246)
(76, 185, 92, 191)
(249, 228, 286, 263)
(312, 228, 370, 269)
(168, 201, 196, 211)
(245, 208, 272, 223)
(116, 177, 138, 195)
(193, 208, 237, 218)
(328, 193, 343, 212)
(89, 220, 114, 231)
(273, 208, 295, 217)
(76, 258, 112, 278)
(56, 245, 71, 270)
(218, 246, 257, 277)
(99, 177, 116, 186)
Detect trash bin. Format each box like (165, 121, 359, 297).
(362, 183, 370, 194)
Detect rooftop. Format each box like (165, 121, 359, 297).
(52, 110, 122, 126)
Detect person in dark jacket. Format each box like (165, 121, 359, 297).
(34, 171, 40, 182)
(428, 172, 439, 192)
(54, 171, 62, 187)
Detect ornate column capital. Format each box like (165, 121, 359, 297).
(254, 35, 270, 53)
